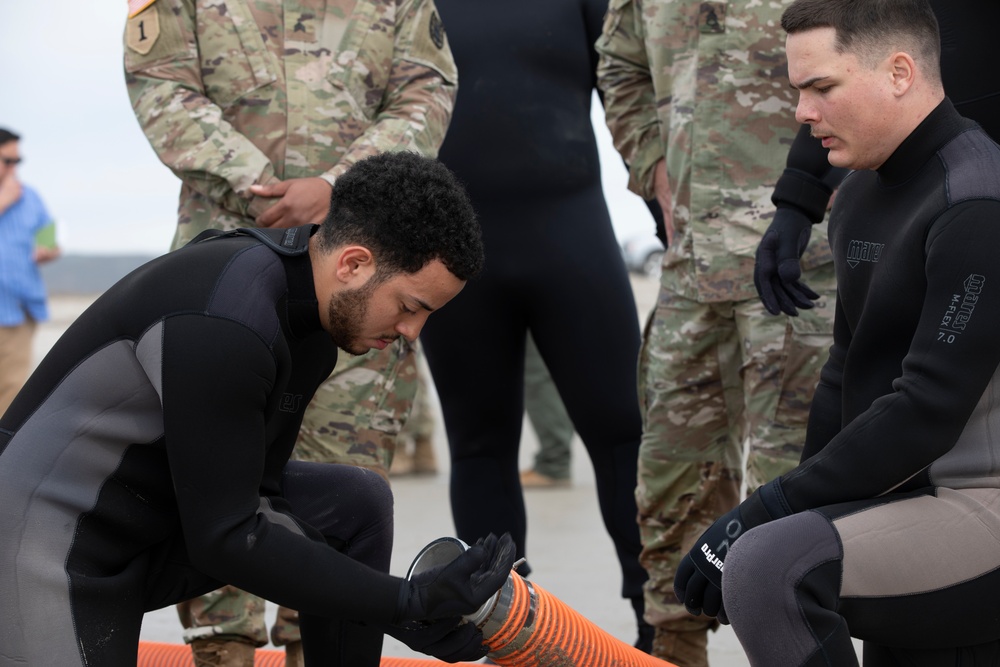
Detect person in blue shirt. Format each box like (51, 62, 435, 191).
(0, 128, 60, 415)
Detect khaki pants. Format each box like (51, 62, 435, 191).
(0, 319, 36, 416)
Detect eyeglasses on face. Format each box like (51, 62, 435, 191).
(1, 157, 21, 167)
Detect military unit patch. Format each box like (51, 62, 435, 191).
(698, 2, 726, 34)
(126, 2, 160, 55)
(429, 11, 445, 50)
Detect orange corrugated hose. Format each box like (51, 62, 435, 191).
(138, 572, 677, 667)
(483, 573, 675, 667)
(136, 641, 476, 666)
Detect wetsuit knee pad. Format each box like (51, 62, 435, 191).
(724, 511, 853, 666)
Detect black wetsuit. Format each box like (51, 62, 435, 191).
(421, 0, 648, 609)
(727, 101, 1000, 665)
(0, 227, 398, 666)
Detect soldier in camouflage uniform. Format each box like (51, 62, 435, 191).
(390, 350, 438, 476)
(123, 0, 456, 664)
(596, 2, 836, 665)
(296, 338, 421, 480)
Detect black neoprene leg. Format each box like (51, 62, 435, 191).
(420, 270, 531, 563)
(281, 462, 394, 667)
(864, 641, 1000, 666)
(420, 194, 647, 601)
(525, 212, 647, 601)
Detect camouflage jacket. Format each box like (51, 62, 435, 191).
(124, 0, 458, 249)
(596, 0, 832, 302)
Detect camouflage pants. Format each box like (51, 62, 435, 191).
(176, 585, 299, 647)
(177, 339, 418, 647)
(399, 357, 435, 443)
(294, 337, 420, 480)
(637, 266, 835, 631)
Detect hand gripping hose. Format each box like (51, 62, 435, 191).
(136, 536, 677, 667)
(408, 537, 676, 667)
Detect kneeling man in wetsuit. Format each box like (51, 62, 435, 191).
(0, 151, 513, 667)
(673, 0, 1000, 664)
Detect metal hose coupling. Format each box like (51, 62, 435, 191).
(407, 537, 676, 667)
(405, 536, 512, 630)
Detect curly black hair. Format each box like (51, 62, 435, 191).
(315, 151, 484, 281)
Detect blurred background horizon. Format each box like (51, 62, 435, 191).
(0, 3, 654, 264)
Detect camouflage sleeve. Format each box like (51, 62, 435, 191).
(318, 0, 458, 183)
(123, 0, 280, 220)
(595, 0, 664, 200)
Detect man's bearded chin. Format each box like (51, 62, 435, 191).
(327, 284, 371, 356)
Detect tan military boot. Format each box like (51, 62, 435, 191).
(190, 638, 256, 667)
(284, 640, 304, 667)
(652, 625, 710, 667)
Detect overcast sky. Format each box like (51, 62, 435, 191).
(0, 3, 653, 256)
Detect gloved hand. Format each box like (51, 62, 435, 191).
(673, 479, 791, 623)
(395, 533, 516, 623)
(383, 617, 488, 663)
(754, 206, 819, 316)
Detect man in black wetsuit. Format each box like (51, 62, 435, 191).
(419, 0, 655, 651)
(673, 0, 1000, 664)
(755, 0, 1000, 317)
(0, 151, 515, 667)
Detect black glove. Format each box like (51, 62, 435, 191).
(383, 617, 488, 663)
(395, 533, 516, 623)
(673, 479, 791, 623)
(754, 206, 819, 316)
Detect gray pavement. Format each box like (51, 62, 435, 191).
(32, 276, 861, 665)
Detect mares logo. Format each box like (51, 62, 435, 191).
(846, 240, 884, 268)
(938, 274, 985, 343)
(701, 543, 725, 572)
(279, 393, 303, 413)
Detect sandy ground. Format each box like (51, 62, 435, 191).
(32, 275, 862, 665)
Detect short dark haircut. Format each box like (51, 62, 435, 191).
(315, 151, 484, 281)
(782, 0, 941, 82)
(0, 128, 20, 147)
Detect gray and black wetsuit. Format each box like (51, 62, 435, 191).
(726, 101, 1000, 665)
(0, 227, 398, 666)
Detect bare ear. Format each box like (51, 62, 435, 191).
(888, 51, 916, 96)
(335, 245, 375, 283)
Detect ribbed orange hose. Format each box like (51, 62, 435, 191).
(139, 572, 677, 667)
(136, 640, 477, 666)
(483, 574, 676, 667)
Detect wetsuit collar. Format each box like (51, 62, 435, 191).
(283, 228, 323, 337)
(877, 98, 977, 187)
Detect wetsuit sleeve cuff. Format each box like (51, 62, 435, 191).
(771, 168, 833, 225)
